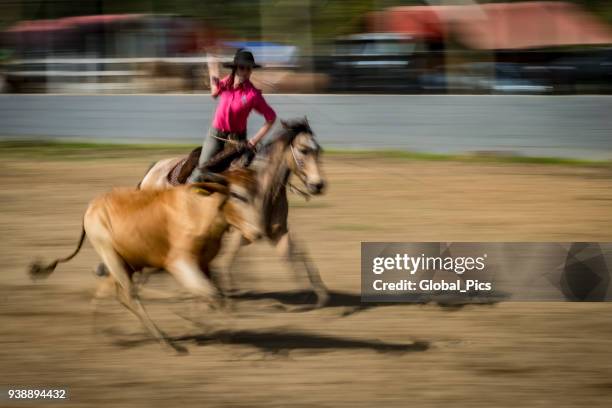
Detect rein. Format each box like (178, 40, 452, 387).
(257, 124, 318, 203)
(286, 181, 311, 200)
(290, 144, 304, 170)
(210, 133, 243, 146)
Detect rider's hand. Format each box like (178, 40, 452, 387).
(207, 53, 220, 78)
(247, 139, 257, 150)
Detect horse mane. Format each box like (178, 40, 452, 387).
(259, 117, 314, 157)
(257, 118, 316, 236)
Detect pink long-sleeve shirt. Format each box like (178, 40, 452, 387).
(211, 75, 276, 133)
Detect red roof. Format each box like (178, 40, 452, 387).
(6, 19, 72, 33)
(5, 14, 146, 34)
(367, 7, 447, 39)
(367, 2, 612, 49)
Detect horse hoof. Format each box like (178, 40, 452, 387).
(282, 304, 316, 313)
(224, 288, 246, 297)
(315, 292, 330, 308)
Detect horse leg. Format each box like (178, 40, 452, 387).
(274, 232, 329, 307)
(218, 228, 250, 295)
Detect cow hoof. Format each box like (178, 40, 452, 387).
(161, 340, 188, 355)
(171, 343, 189, 355)
(95, 263, 109, 277)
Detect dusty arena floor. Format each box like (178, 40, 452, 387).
(1, 148, 612, 407)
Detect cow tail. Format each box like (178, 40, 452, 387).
(29, 224, 87, 281)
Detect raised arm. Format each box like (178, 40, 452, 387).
(249, 120, 276, 148)
(207, 54, 221, 98)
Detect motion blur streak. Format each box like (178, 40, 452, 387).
(1, 1, 611, 94)
(1, 1, 612, 407)
(2, 146, 612, 406)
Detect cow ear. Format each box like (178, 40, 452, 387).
(190, 182, 229, 196)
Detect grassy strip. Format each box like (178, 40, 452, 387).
(1, 140, 610, 167)
(0, 140, 194, 160)
(325, 149, 611, 167)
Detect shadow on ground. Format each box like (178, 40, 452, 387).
(229, 289, 507, 316)
(114, 327, 429, 355)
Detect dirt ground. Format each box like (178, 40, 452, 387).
(1, 152, 612, 407)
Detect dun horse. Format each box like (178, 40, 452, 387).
(139, 118, 330, 307)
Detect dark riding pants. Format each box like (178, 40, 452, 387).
(188, 127, 247, 182)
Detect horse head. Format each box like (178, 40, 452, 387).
(279, 117, 326, 195)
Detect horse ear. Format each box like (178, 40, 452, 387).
(303, 115, 309, 126)
(280, 119, 289, 129)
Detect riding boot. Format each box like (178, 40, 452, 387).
(186, 166, 204, 183)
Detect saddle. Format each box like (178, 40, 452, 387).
(167, 142, 254, 186)
(167, 147, 202, 186)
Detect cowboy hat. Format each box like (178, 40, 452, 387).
(223, 49, 262, 69)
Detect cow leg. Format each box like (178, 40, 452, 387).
(167, 257, 220, 306)
(90, 275, 116, 334)
(96, 262, 159, 287)
(96, 262, 174, 301)
(275, 232, 329, 308)
(97, 247, 179, 352)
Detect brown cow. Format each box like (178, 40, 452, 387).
(29, 168, 261, 353)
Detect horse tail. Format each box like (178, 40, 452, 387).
(29, 224, 87, 281)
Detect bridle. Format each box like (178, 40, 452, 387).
(210, 133, 243, 146)
(290, 144, 305, 170)
(286, 138, 318, 200)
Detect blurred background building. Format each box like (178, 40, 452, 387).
(0, 0, 611, 94)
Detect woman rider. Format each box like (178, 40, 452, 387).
(188, 49, 277, 182)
